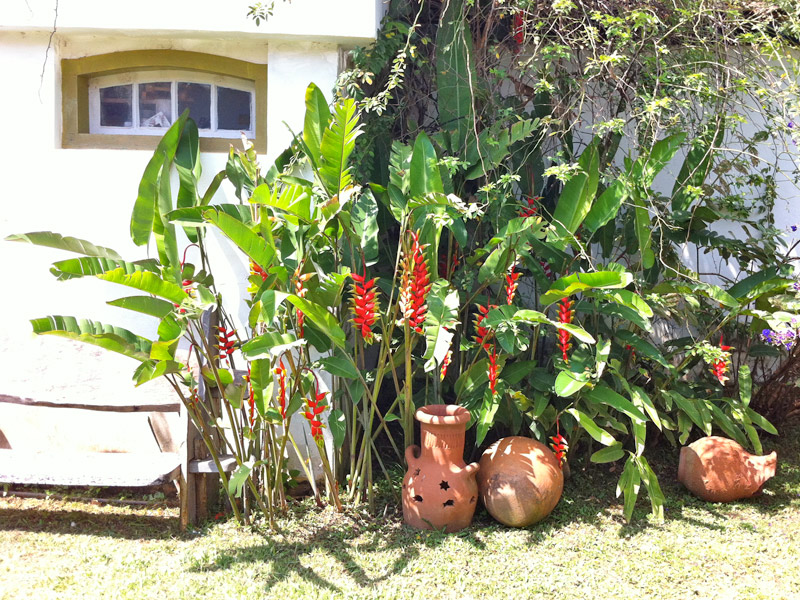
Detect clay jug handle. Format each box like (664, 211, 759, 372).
(462, 462, 479, 477)
(405, 445, 420, 466)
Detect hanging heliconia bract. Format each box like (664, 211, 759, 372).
(303, 391, 327, 443)
(351, 273, 378, 343)
(473, 302, 498, 352)
(274, 362, 287, 420)
(557, 297, 574, 363)
(399, 230, 432, 333)
(505, 263, 521, 305)
(488, 345, 499, 396)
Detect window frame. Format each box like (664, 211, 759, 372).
(61, 50, 267, 153)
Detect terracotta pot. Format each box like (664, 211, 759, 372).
(477, 436, 563, 527)
(678, 436, 777, 502)
(402, 405, 479, 532)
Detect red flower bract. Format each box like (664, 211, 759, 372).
(711, 335, 734, 384)
(274, 363, 287, 419)
(557, 297, 574, 363)
(505, 263, 521, 305)
(473, 302, 498, 352)
(440, 350, 453, 381)
(399, 230, 432, 334)
(218, 326, 236, 361)
(351, 273, 379, 343)
(488, 345, 499, 396)
(303, 391, 328, 442)
(550, 433, 568, 467)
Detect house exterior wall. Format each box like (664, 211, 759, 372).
(0, 2, 385, 459)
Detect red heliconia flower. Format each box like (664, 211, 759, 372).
(473, 302, 498, 352)
(218, 326, 236, 360)
(550, 433, 568, 467)
(488, 345, 499, 396)
(540, 260, 553, 280)
(505, 263, 521, 305)
(438, 251, 460, 280)
(513, 11, 524, 47)
(274, 362, 287, 419)
(440, 350, 453, 381)
(303, 390, 328, 442)
(518, 196, 540, 218)
(711, 335, 734, 385)
(250, 261, 268, 282)
(247, 368, 256, 427)
(399, 230, 432, 334)
(351, 273, 379, 343)
(294, 271, 310, 337)
(557, 297, 574, 363)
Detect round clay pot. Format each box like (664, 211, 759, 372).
(678, 436, 777, 502)
(477, 436, 563, 527)
(402, 405, 480, 533)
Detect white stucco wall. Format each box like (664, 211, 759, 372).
(0, 1, 379, 462)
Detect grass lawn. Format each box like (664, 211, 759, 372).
(2, 425, 799, 600)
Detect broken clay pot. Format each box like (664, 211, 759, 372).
(678, 436, 777, 502)
(477, 436, 563, 527)
(402, 405, 479, 532)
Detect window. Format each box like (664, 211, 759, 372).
(61, 50, 267, 152)
(89, 71, 255, 139)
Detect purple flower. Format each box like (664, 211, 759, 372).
(790, 121, 795, 129)
(792, 225, 798, 232)
(761, 329, 776, 344)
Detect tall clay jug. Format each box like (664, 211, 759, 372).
(402, 405, 479, 532)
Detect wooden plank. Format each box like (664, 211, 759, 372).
(0, 450, 181, 487)
(188, 455, 237, 474)
(0, 394, 180, 413)
(148, 412, 178, 453)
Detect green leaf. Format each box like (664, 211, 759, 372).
(286, 296, 346, 350)
(319, 356, 360, 380)
(590, 442, 624, 463)
(436, 0, 475, 152)
(672, 121, 723, 212)
(636, 455, 665, 521)
(249, 359, 273, 418)
(707, 402, 749, 448)
(739, 364, 752, 407)
(547, 143, 599, 250)
(107, 296, 174, 319)
(175, 117, 202, 242)
(96, 268, 188, 304)
(319, 99, 361, 197)
(585, 385, 647, 423)
(554, 370, 589, 397)
(728, 268, 780, 300)
(202, 208, 275, 268)
(464, 119, 539, 180)
(49, 257, 154, 281)
(328, 409, 347, 448)
(566, 408, 616, 445)
(616, 330, 670, 368)
(629, 385, 662, 431)
(423, 281, 460, 372)
(632, 192, 654, 269)
(584, 181, 626, 233)
(617, 456, 641, 523)
(350, 189, 380, 266)
(228, 463, 252, 498)
(241, 333, 304, 359)
(409, 132, 444, 198)
(666, 391, 709, 434)
(475, 387, 500, 445)
(745, 408, 778, 435)
(30, 315, 152, 362)
(130, 112, 188, 246)
(5, 231, 121, 259)
(540, 271, 633, 306)
(303, 82, 331, 167)
(553, 322, 595, 344)
(133, 359, 184, 386)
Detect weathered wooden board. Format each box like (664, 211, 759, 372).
(0, 394, 180, 413)
(0, 450, 181, 487)
(188, 454, 237, 474)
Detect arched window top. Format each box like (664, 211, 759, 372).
(61, 50, 267, 152)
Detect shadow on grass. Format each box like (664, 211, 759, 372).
(0, 500, 181, 541)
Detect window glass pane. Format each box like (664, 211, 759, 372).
(217, 87, 252, 131)
(139, 82, 172, 127)
(178, 83, 211, 129)
(100, 85, 132, 127)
